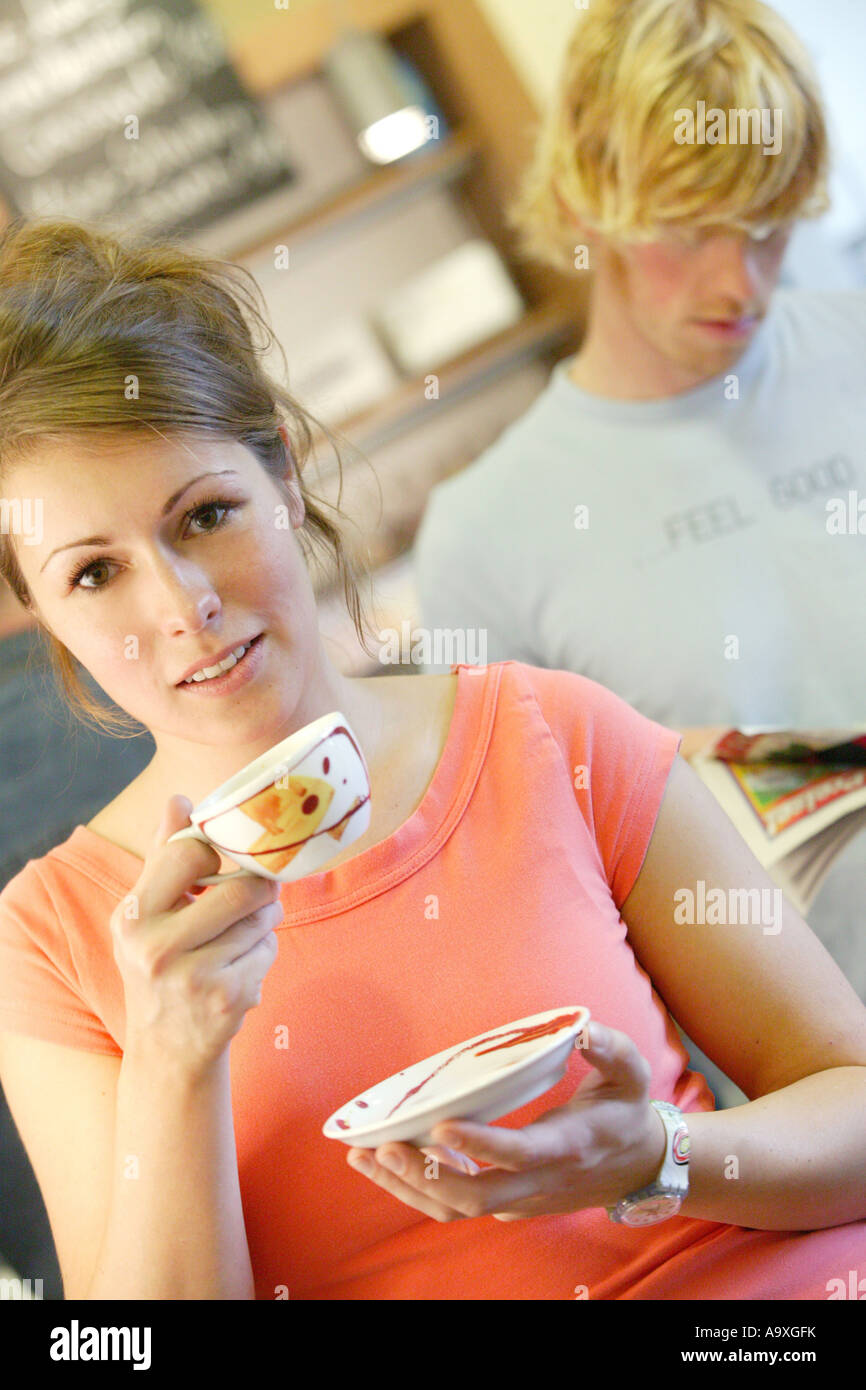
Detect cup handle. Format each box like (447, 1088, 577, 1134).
(167, 824, 258, 887)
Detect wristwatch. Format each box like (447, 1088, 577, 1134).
(606, 1100, 690, 1226)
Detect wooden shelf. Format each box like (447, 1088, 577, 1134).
(231, 126, 479, 260)
(211, 0, 585, 324)
(309, 300, 576, 457)
(219, 1, 427, 94)
(191, 1, 589, 648)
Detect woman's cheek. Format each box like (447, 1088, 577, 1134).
(87, 636, 147, 701)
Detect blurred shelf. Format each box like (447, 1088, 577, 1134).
(198, 0, 587, 671)
(211, 0, 585, 330)
(232, 126, 480, 259)
(222, 1, 427, 94)
(310, 300, 576, 457)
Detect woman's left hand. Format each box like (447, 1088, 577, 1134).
(345, 1022, 669, 1221)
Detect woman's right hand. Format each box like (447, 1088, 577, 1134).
(110, 795, 283, 1078)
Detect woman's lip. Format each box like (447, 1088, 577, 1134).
(176, 634, 264, 693)
(175, 634, 261, 686)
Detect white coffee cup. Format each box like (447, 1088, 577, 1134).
(167, 712, 370, 885)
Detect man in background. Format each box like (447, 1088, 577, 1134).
(413, 0, 866, 1086)
(0, 578, 153, 1295)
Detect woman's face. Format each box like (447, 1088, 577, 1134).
(8, 429, 321, 748)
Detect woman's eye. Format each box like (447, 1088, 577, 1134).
(185, 500, 232, 535)
(71, 559, 114, 591)
(67, 497, 241, 592)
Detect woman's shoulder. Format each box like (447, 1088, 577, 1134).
(0, 772, 150, 920)
(0, 828, 126, 1057)
(495, 661, 682, 801)
(0, 822, 124, 909)
(402, 659, 674, 757)
(494, 660, 666, 735)
(0, 835, 75, 943)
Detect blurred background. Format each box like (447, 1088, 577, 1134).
(2, 0, 863, 678)
(0, 0, 864, 1298)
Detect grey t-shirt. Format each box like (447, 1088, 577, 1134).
(414, 288, 866, 729)
(413, 287, 866, 1017)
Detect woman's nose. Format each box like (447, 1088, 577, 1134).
(147, 556, 221, 635)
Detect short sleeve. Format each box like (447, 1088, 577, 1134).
(517, 663, 682, 909)
(0, 862, 122, 1056)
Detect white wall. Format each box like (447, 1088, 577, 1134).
(765, 0, 866, 286)
(474, 0, 573, 110)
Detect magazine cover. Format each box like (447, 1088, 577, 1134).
(689, 729, 866, 913)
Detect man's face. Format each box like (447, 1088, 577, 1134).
(597, 225, 793, 385)
(7, 431, 317, 748)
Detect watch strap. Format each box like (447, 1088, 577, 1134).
(606, 1100, 690, 1224)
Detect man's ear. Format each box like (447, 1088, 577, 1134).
(277, 423, 305, 529)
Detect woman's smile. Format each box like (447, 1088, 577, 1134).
(174, 632, 263, 685)
(174, 632, 266, 696)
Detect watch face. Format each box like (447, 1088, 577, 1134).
(673, 1125, 691, 1164)
(622, 1195, 681, 1226)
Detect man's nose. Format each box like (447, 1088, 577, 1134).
(709, 237, 765, 305)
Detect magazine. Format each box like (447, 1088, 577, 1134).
(687, 728, 866, 914)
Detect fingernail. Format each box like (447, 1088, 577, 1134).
(348, 1152, 373, 1175)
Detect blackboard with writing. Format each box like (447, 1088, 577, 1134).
(0, 0, 295, 235)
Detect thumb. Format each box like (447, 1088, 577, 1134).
(577, 1023, 650, 1097)
(419, 1144, 481, 1176)
(152, 794, 195, 850)
(149, 795, 208, 906)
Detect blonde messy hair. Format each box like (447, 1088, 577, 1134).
(511, 0, 830, 268)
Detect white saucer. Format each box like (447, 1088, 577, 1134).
(323, 1006, 590, 1149)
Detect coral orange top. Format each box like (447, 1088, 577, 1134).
(0, 661, 863, 1299)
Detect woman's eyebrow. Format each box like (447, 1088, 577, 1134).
(39, 470, 240, 572)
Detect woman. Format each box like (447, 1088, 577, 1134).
(0, 219, 863, 1301)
